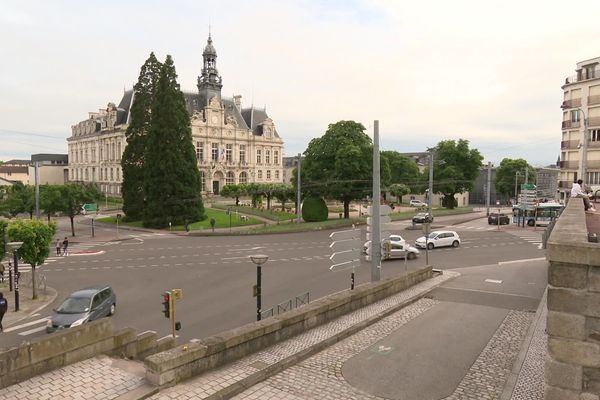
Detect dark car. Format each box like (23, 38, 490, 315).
(46, 286, 116, 333)
(488, 213, 510, 225)
(412, 212, 433, 224)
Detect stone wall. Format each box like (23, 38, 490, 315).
(145, 266, 432, 387)
(0, 318, 175, 389)
(546, 198, 600, 399)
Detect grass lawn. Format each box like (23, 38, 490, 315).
(389, 207, 474, 221)
(245, 218, 363, 234)
(96, 208, 261, 231)
(212, 204, 297, 221)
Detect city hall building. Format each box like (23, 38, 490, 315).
(67, 35, 284, 195)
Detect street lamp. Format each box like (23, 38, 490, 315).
(514, 171, 521, 204)
(6, 242, 23, 312)
(427, 148, 445, 216)
(249, 254, 269, 321)
(578, 108, 589, 183)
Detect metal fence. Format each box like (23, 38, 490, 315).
(261, 292, 310, 320)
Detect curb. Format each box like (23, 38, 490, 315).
(4, 286, 58, 328)
(499, 287, 548, 400)
(153, 270, 461, 400)
(114, 383, 159, 400)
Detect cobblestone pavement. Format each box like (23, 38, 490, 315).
(509, 291, 547, 400)
(0, 356, 144, 400)
(148, 272, 459, 400)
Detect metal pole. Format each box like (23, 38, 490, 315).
(486, 162, 491, 216)
(525, 167, 529, 184)
(256, 265, 262, 321)
(13, 252, 19, 312)
(582, 112, 589, 183)
(371, 120, 381, 282)
(351, 267, 355, 290)
(428, 150, 434, 215)
(170, 294, 176, 338)
(514, 172, 518, 203)
(34, 161, 40, 219)
(91, 218, 95, 238)
(296, 153, 301, 224)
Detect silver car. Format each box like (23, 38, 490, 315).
(46, 286, 116, 333)
(383, 240, 420, 260)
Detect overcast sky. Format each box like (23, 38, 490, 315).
(1, 0, 599, 166)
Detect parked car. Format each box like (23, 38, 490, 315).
(363, 234, 405, 254)
(383, 241, 420, 260)
(488, 213, 510, 225)
(412, 212, 433, 224)
(415, 230, 461, 250)
(46, 286, 116, 333)
(410, 200, 427, 208)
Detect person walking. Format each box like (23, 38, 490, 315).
(571, 179, 596, 212)
(0, 293, 7, 332)
(62, 237, 69, 256)
(56, 238, 62, 256)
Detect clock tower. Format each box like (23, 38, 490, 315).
(197, 33, 223, 106)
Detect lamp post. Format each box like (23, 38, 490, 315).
(578, 108, 589, 183)
(514, 171, 521, 203)
(6, 242, 23, 312)
(249, 254, 269, 321)
(427, 148, 445, 216)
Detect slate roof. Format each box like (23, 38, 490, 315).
(0, 166, 29, 174)
(116, 90, 134, 125)
(240, 107, 280, 137)
(4, 159, 30, 166)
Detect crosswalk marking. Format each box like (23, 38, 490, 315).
(19, 325, 47, 336)
(4, 317, 49, 333)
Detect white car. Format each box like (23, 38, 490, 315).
(363, 234, 405, 254)
(383, 241, 420, 260)
(410, 200, 427, 207)
(415, 230, 461, 250)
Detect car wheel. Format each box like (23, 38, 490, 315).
(407, 252, 416, 260)
(109, 303, 116, 316)
(527, 219, 535, 227)
(452, 240, 460, 248)
(427, 242, 434, 250)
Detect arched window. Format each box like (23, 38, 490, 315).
(226, 171, 235, 185)
(239, 171, 248, 184)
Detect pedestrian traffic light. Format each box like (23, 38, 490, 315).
(162, 292, 171, 319)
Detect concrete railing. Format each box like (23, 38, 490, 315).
(0, 319, 175, 389)
(145, 266, 432, 387)
(546, 198, 600, 399)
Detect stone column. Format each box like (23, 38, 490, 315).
(546, 198, 600, 399)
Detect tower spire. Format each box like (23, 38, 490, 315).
(197, 31, 223, 106)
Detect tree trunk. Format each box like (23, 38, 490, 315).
(281, 200, 286, 212)
(31, 264, 37, 300)
(29, 212, 33, 219)
(235, 197, 239, 206)
(47, 213, 51, 223)
(70, 216, 76, 236)
(267, 195, 271, 210)
(344, 200, 350, 219)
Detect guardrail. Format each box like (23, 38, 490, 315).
(261, 292, 310, 319)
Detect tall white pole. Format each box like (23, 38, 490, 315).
(428, 150, 434, 214)
(582, 112, 589, 183)
(35, 161, 40, 219)
(486, 161, 491, 216)
(371, 120, 381, 282)
(296, 153, 301, 224)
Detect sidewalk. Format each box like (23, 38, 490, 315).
(1, 283, 57, 335)
(0, 270, 550, 400)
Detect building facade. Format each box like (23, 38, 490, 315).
(28, 154, 69, 185)
(67, 34, 284, 196)
(559, 57, 600, 199)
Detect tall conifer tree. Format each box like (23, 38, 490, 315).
(121, 53, 162, 220)
(143, 55, 205, 228)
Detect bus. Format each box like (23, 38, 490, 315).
(512, 202, 564, 227)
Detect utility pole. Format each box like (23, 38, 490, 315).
(34, 161, 40, 219)
(428, 149, 434, 215)
(582, 111, 589, 182)
(296, 153, 301, 224)
(371, 120, 381, 282)
(525, 166, 529, 184)
(486, 162, 492, 216)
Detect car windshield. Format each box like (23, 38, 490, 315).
(428, 233, 438, 239)
(56, 296, 91, 314)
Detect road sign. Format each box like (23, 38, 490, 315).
(367, 215, 391, 225)
(366, 205, 392, 216)
(329, 238, 359, 252)
(521, 183, 536, 190)
(330, 249, 360, 264)
(329, 230, 360, 241)
(366, 231, 391, 241)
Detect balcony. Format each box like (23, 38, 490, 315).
(558, 180, 573, 189)
(561, 98, 582, 109)
(559, 160, 579, 169)
(565, 66, 600, 84)
(561, 140, 580, 150)
(562, 120, 581, 129)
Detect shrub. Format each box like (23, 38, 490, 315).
(302, 196, 328, 222)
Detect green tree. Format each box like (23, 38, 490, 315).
(273, 184, 295, 211)
(143, 55, 205, 228)
(302, 121, 372, 218)
(3, 183, 35, 218)
(245, 183, 263, 208)
(429, 139, 483, 209)
(494, 158, 536, 199)
(381, 151, 420, 188)
(220, 184, 247, 206)
(0, 219, 7, 261)
(60, 184, 102, 236)
(7, 219, 56, 299)
(121, 53, 162, 221)
(40, 185, 64, 222)
(388, 183, 411, 204)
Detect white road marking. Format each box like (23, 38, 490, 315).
(485, 279, 503, 284)
(19, 325, 47, 336)
(221, 256, 250, 260)
(4, 317, 49, 333)
(498, 257, 546, 265)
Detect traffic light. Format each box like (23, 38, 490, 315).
(162, 292, 171, 319)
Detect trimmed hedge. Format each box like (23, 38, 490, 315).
(302, 196, 328, 222)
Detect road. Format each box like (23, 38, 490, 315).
(1, 213, 547, 349)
